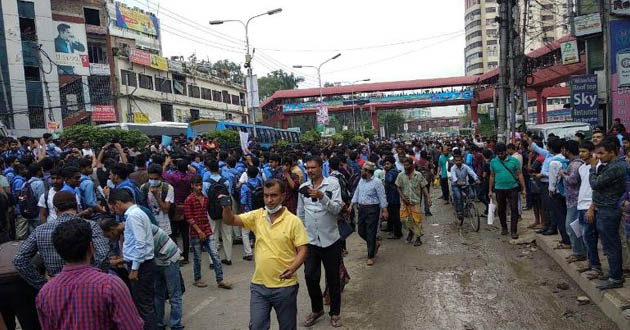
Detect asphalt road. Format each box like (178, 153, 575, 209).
(175, 190, 618, 330)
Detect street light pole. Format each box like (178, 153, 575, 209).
(335, 79, 370, 131)
(293, 53, 341, 132)
(210, 8, 282, 138)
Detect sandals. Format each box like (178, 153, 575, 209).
(217, 281, 233, 290)
(331, 315, 342, 328)
(554, 243, 571, 250)
(586, 269, 603, 280)
(193, 280, 208, 288)
(303, 311, 324, 327)
(566, 255, 587, 263)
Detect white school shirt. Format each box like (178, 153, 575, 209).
(577, 163, 592, 211)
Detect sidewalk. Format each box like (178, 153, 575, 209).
(517, 210, 630, 330)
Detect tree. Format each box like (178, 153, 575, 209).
(61, 125, 150, 149)
(258, 70, 305, 99)
(212, 59, 245, 84)
(379, 111, 405, 137)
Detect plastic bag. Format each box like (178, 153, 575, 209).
(487, 200, 496, 225)
(433, 177, 439, 188)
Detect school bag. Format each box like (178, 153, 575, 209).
(206, 177, 229, 220)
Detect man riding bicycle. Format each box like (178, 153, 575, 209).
(450, 151, 480, 221)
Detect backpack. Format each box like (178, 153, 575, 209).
(141, 182, 176, 221)
(332, 172, 351, 204)
(206, 177, 229, 220)
(246, 180, 265, 210)
(18, 178, 44, 219)
(347, 172, 361, 198)
(551, 157, 570, 196)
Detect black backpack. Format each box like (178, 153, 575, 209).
(332, 172, 351, 204)
(18, 178, 44, 219)
(347, 172, 361, 198)
(206, 177, 229, 220)
(246, 180, 265, 210)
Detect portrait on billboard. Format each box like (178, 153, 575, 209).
(53, 21, 89, 76)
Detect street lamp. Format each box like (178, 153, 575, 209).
(293, 53, 341, 132)
(335, 79, 370, 131)
(210, 8, 283, 138)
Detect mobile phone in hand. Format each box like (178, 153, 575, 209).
(219, 196, 232, 207)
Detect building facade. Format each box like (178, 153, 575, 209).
(405, 108, 432, 120)
(464, 0, 500, 75)
(522, 0, 571, 52)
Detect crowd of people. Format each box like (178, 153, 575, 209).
(0, 121, 629, 329)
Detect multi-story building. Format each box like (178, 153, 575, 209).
(406, 116, 462, 133)
(464, 0, 500, 75)
(405, 108, 432, 120)
(464, 0, 570, 75)
(0, 0, 63, 136)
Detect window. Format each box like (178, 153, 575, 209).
(486, 29, 497, 38)
(466, 31, 482, 41)
(466, 63, 484, 72)
(87, 42, 107, 64)
(201, 88, 212, 100)
(188, 85, 200, 98)
(28, 106, 45, 129)
(486, 7, 496, 13)
(542, 15, 554, 21)
(161, 104, 174, 121)
(465, 20, 481, 30)
(222, 91, 230, 104)
(542, 25, 554, 32)
(121, 70, 137, 87)
(487, 61, 498, 69)
(486, 18, 496, 25)
(24, 66, 40, 81)
(231, 94, 240, 105)
(190, 109, 200, 121)
(83, 8, 100, 26)
(487, 39, 497, 45)
(139, 74, 153, 90)
(465, 41, 483, 52)
(88, 76, 111, 105)
(172, 74, 186, 95)
(239, 92, 246, 106)
(155, 77, 172, 93)
(225, 113, 233, 120)
(212, 90, 222, 102)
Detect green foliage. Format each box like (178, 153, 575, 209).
(212, 59, 245, 84)
(341, 130, 356, 142)
(352, 135, 366, 144)
(477, 114, 496, 137)
(61, 125, 150, 149)
(378, 111, 406, 136)
(362, 129, 376, 139)
(258, 70, 305, 99)
(204, 130, 239, 148)
(300, 130, 321, 144)
(331, 133, 344, 144)
(276, 140, 289, 148)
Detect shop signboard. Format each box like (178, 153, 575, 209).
(91, 105, 116, 122)
(570, 74, 599, 128)
(89, 63, 110, 76)
(53, 21, 90, 76)
(130, 49, 168, 71)
(133, 112, 150, 124)
(574, 13, 602, 36)
(611, 0, 630, 15)
(561, 40, 579, 65)
(115, 2, 159, 36)
(611, 20, 630, 128)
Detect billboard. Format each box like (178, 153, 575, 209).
(611, 20, 630, 128)
(611, 0, 630, 16)
(130, 49, 168, 71)
(53, 21, 89, 75)
(283, 91, 474, 113)
(570, 74, 599, 128)
(92, 105, 116, 122)
(561, 40, 579, 65)
(115, 2, 159, 37)
(574, 13, 602, 36)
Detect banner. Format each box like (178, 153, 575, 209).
(316, 104, 329, 125)
(134, 112, 150, 124)
(561, 40, 579, 65)
(611, 0, 630, 15)
(575, 13, 602, 37)
(53, 21, 89, 76)
(611, 20, 630, 128)
(89, 63, 110, 76)
(247, 75, 260, 108)
(47, 122, 58, 132)
(115, 2, 159, 36)
(130, 49, 168, 71)
(239, 131, 251, 155)
(570, 74, 599, 128)
(91, 105, 116, 122)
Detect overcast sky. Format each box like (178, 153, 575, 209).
(123, 0, 466, 116)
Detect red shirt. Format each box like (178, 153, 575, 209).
(184, 193, 212, 238)
(36, 264, 143, 330)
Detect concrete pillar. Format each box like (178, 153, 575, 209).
(542, 96, 548, 124)
(536, 89, 544, 124)
(470, 101, 479, 123)
(370, 105, 378, 132)
(281, 118, 289, 130)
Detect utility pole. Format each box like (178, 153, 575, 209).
(600, 0, 612, 128)
(568, 0, 575, 36)
(498, 0, 510, 142)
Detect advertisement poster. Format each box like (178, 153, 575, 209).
(561, 40, 579, 65)
(574, 13, 602, 37)
(115, 2, 159, 36)
(316, 104, 329, 125)
(91, 105, 116, 122)
(53, 21, 89, 75)
(130, 49, 168, 71)
(570, 74, 599, 128)
(611, 20, 630, 128)
(133, 112, 150, 124)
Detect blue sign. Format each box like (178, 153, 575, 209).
(570, 74, 599, 128)
(282, 91, 474, 113)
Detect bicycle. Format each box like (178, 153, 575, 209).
(451, 184, 481, 232)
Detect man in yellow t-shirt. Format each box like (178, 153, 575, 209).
(222, 178, 308, 330)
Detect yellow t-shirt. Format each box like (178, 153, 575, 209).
(239, 208, 308, 288)
(291, 166, 304, 185)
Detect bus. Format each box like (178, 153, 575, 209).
(97, 122, 189, 137)
(216, 122, 300, 149)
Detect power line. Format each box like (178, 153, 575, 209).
(257, 30, 465, 52)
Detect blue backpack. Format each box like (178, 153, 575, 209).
(551, 157, 569, 196)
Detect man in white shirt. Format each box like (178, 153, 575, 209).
(38, 169, 64, 224)
(577, 141, 601, 276)
(141, 164, 175, 235)
(80, 140, 94, 158)
(545, 138, 571, 247)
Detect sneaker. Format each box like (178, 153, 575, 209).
(500, 228, 508, 235)
(414, 237, 423, 246)
(217, 281, 233, 290)
(511, 233, 519, 239)
(596, 279, 624, 290)
(221, 259, 232, 265)
(243, 255, 253, 261)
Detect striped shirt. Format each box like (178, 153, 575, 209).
(152, 224, 181, 266)
(36, 264, 144, 330)
(351, 177, 388, 208)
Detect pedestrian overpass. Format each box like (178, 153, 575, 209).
(261, 36, 585, 130)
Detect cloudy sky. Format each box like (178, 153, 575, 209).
(122, 0, 467, 116)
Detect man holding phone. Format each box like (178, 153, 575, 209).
(221, 179, 308, 330)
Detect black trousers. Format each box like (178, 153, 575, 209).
(170, 220, 189, 261)
(128, 259, 158, 330)
(495, 188, 519, 234)
(304, 240, 342, 316)
(0, 279, 40, 330)
(440, 177, 450, 200)
(357, 205, 380, 258)
(386, 203, 402, 237)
